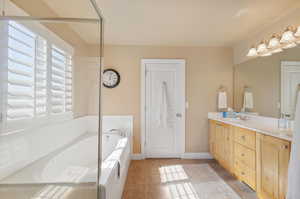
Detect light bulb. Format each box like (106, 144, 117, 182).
(268, 36, 280, 49)
(280, 27, 296, 43)
(257, 42, 268, 54)
(247, 47, 258, 57)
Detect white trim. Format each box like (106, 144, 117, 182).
(131, 153, 145, 160)
(281, 61, 300, 117)
(141, 59, 186, 158)
(181, 153, 213, 159)
(145, 154, 183, 158)
(131, 153, 213, 160)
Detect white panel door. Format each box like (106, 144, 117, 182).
(281, 61, 300, 117)
(144, 59, 185, 157)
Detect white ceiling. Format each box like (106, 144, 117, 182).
(44, 0, 300, 47)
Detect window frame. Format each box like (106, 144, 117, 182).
(0, 20, 74, 135)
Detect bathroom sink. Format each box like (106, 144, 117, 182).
(222, 117, 244, 123)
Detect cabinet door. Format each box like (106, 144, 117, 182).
(215, 123, 224, 163)
(209, 120, 216, 158)
(223, 125, 231, 170)
(256, 135, 290, 199)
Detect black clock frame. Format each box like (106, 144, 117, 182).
(103, 69, 121, 88)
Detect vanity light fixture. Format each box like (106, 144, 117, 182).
(246, 25, 300, 58)
(268, 35, 280, 48)
(283, 42, 297, 49)
(295, 26, 300, 37)
(246, 46, 258, 57)
(280, 27, 296, 43)
(271, 48, 283, 53)
(257, 41, 268, 54)
(294, 26, 300, 44)
(260, 52, 272, 57)
(268, 35, 283, 53)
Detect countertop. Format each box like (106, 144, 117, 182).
(208, 114, 293, 142)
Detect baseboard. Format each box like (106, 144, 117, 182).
(131, 153, 145, 160)
(181, 152, 213, 159)
(131, 152, 213, 160)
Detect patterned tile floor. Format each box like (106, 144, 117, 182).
(122, 159, 258, 199)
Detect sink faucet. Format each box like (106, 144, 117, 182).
(236, 115, 250, 121)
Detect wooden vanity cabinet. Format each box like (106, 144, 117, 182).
(234, 127, 257, 190)
(208, 120, 291, 199)
(209, 120, 234, 173)
(209, 120, 216, 158)
(256, 134, 290, 199)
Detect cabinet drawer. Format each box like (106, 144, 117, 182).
(235, 127, 256, 150)
(234, 143, 256, 170)
(235, 160, 256, 190)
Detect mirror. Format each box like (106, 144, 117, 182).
(234, 46, 300, 118)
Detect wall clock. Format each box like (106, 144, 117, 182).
(103, 69, 120, 88)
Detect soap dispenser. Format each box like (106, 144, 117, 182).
(278, 114, 286, 130)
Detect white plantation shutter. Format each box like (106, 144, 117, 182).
(65, 55, 73, 112)
(35, 36, 47, 117)
(50, 46, 73, 115)
(1, 21, 74, 133)
(7, 21, 36, 121)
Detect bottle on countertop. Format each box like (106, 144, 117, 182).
(278, 113, 289, 130)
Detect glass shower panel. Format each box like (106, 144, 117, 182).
(0, 0, 102, 198)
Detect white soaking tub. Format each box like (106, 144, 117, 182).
(0, 116, 132, 199)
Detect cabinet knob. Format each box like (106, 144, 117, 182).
(241, 172, 245, 175)
(241, 136, 246, 140)
(241, 153, 245, 157)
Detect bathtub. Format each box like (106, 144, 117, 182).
(41, 132, 131, 199)
(0, 116, 132, 199)
(41, 133, 130, 184)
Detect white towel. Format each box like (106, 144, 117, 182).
(218, 92, 227, 109)
(287, 91, 300, 199)
(157, 82, 174, 128)
(243, 91, 254, 109)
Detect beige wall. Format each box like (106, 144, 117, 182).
(87, 45, 234, 154)
(234, 47, 300, 118)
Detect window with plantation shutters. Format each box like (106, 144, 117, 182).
(7, 21, 36, 121)
(65, 55, 73, 112)
(35, 36, 48, 117)
(1, 21, 74, 133)
(50, 46, 73, 115)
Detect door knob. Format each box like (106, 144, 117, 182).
(176, 113, 182, 118)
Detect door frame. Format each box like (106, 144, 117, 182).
(141, 59, 186, 158)
(281, 61, 300, 117)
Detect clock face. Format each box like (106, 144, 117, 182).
(103, 69, 120, 88)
